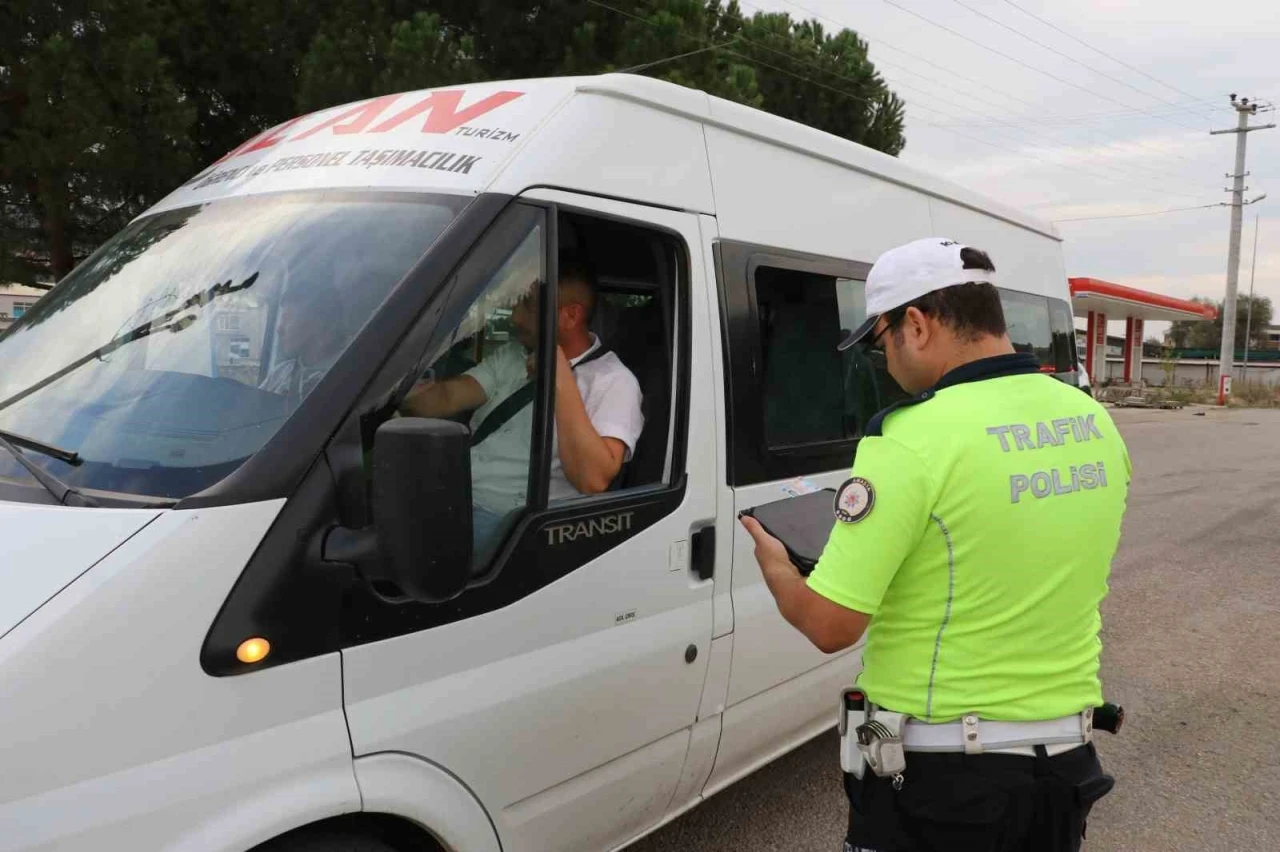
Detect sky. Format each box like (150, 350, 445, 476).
(749, 0, 1280, 338)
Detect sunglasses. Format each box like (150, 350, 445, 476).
(864, 319, 894, 353)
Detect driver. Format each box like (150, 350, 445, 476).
(401, 256, 643, 548)
(260, 280, 348, 403)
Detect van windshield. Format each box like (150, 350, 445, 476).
(0, 190, 466, 501)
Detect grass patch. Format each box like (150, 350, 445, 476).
(1227, 381, 1280, 408)
(1102, 380, 1279, 408)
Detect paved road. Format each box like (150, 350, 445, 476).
(632, 407, 1280, 852)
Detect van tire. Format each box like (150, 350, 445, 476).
(258, 832, 399, 852)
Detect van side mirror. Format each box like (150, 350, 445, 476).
(322, 418, 473, 603)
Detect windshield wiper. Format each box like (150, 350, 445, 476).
(0, 428, 82, 466)
(0, 432, 99, 507)
(0, 271, 260, 417)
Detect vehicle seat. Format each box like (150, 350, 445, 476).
(607, 296, 671, 489)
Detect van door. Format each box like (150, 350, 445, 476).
(340, 190, 717, 852)
(705, 243, 901, 793)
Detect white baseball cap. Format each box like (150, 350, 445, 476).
(837, 237, 997, 351)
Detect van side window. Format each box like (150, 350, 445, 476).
(391, 205, 685, 576)
(999, 289, 1077, 375)
(1047, 297, 1079, 375)
(399, 204, 548, 566)
(754, 265, 905, 449)
(1000, 289, 1053, 367)
(560, 210, 684, 493)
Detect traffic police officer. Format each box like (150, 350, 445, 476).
(741, 237, 1130, 852)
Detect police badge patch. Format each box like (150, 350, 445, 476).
(834, 477, 875, 523)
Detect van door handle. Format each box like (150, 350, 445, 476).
(691, 526, 715, 581)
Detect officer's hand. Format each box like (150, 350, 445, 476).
(739, 514, 796, 577)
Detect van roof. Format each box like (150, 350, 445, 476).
(146, 74, 1059, 242)
(577, 74, 1058, 241)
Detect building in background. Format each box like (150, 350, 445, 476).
(1265, 324, 1280, 347)
(0, 283, 49, 332)
(1076, 329, 1125, 359)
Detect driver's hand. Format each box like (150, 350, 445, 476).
(399, 379, 432, 415)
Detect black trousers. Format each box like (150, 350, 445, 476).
(844, 743, 1114, 852)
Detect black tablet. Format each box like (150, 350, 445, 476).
(740, 489, 837, 575)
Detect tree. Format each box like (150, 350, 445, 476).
(1241, 295, 1276, 351)
(3, 0, 906, 284)
(1167, 295, 1274, 352)
(1158, 344, 1178, 388)
(290, 1, 905, 147)
(295, 4, 483, 113)
(157, 0, 323, 168)
(2, 1, 196, 282)
(729, 11, 904, 154)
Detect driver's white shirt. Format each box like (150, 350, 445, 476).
(466, 335, 643, 514)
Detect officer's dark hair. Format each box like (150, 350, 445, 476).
(884, 247, 1006, 343)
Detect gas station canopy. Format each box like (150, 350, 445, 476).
(1068, 277, 1219, 385)
(1069, 278, 1218, 323)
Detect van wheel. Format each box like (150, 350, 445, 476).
(257, 831, 399, 852)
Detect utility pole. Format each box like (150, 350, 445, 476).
(1242, 213, 1259, 378)
(1211, 94, 1273, 403)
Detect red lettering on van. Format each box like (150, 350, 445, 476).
(292, 95, 402, 140)
(369, 90, 524, 134)
(208, 89, 524, 169)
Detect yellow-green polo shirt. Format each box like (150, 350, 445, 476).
(808, 353, 1131, 722)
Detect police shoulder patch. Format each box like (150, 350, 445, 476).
(834, 477, 875, 523)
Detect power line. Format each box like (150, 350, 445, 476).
(584, 0, 883, 110)
(902, 103, 1213, 199)
(758, 4, 1218, 201)
(881, 76, 1219, 193)
(861, 51, 1215, 190)
(876, 0, 1207, 133)
(584, 0, 1213, 205)
(866, 59, 1217, 190)
(945, 0, 1201, 117)
(716, 3, 1213, 195)
(774, 0, 1209, 168)
(747, 0, 1049, 111)
(780, 0, 1216, 124)
(931, 110, 1221, 129)
(869, 56, 1215, 126)
(767, 0, 1213, 180)
(1051, 202, 1223, 223)
(892, 91, 1216, 126)
(865, 39, 1211, 125)
(618, 41, 734, 74)
(997, 0, 1222, 111)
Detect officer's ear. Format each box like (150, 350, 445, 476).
(899, 306, 933, 349)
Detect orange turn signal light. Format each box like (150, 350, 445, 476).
(236, 637, 271, 664)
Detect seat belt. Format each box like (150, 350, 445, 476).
(470, 345, 611, 447)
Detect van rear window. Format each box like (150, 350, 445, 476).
(999, 290, 1077, 375)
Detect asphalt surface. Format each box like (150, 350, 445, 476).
(631, 406, 1280, 852)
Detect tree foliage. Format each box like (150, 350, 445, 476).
(2, 0, 905, 283)
(2, 1, 196, 282)
(1166, 295, 1275, 351)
